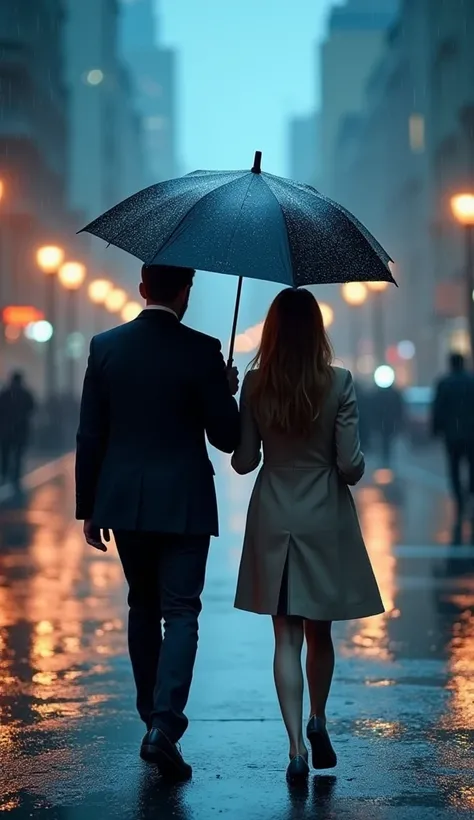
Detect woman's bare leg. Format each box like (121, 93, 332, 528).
(272, 615, 307, 757)
(304, 620, 334, 719)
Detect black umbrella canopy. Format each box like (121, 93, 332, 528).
(80, 151, 395, 288)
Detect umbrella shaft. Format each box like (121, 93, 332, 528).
(227, 276, 244, 367)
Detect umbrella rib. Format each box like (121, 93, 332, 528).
(259, 176, 296, 282)
(218, 175, 256, 270)
(143, 174, 251, 265)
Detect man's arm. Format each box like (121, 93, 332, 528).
(75, 338, 109, 520)
(197, 338, 240, 453)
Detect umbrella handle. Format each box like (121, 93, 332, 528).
(227, 276, 243, 368)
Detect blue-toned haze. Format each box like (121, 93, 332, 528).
(158, 0, 343, 347)
(160, 0, 342, 176)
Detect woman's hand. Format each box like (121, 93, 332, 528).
(226, 365, 239, 396)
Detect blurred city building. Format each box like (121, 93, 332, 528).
(329, 0, 474, 385)
(319, 0, 399, 197)
(65, 0, 147, 285)
(0, 0, 76, 394)
(119, 0, 179, 183)
(288, 113, 320, 188)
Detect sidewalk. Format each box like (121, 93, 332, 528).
(0, 449, 73, 504)
(0, 450, 472, 818)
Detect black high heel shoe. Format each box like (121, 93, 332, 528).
(306, 716, 337, 769)
(286, 753, 310, 782)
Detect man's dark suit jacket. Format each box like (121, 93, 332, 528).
(432, 370, 474, 445)
(75, 309, 240, 536)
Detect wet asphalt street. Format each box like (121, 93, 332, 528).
(0, 445, 473, 819)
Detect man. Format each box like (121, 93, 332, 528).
(0, 371, 36, 490)
(371, 381, 404, 466)
(75, 264, 240, 781)
(432, 352, 474, 544)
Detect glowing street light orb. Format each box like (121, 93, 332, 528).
(25, 320, 54, 343)
(366, 281, 389, 292)
(341, 282, 367, 306)
(374, 365, 395, 388)
(319, 302, 334, 328)
(86, 69, 104, 86)
(58, 261, 86, 290)
(451, 193, 474, 226)
(121, 301, 142, 322)
(0, 179, 4, 203)
(105, 288, 127, 313)
(36, 245, 65, 274)
(397, 340, 415, 360)
(88, 279, 112, 304)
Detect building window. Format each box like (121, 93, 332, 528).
(409, 114, 425, 153)
(145, 116, 165, 131)
(140, 77, 163, 98)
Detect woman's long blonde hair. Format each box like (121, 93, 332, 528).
(247, 288, 333, 437)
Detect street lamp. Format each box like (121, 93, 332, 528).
(341, 282, 368, 306)
(366, 280, 389, 365)
(36, 245, 65, 405)
(105, 288, 127, 313)
(319, 302, 334, 329)
(121, 301, 143, 322)
(451, 193, 474, 357)
(88, 278, 112, 304)
(58, 262, 86, 398)
(341, 283, 368, 372)
(88, 278, 113, 334)
(0, 179, 5, 348)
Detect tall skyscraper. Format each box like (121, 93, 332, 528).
(319, 0, 399, 195)
(65, 0, 146, 288)
(288, 113, 320, 187)
(119, 0, 179, 182)
(0, 0, 71, 388)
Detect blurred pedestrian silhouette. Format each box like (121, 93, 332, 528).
(0, 371, 36, 491)
(432, 352, 474, 544)
(354, 380, 372, 453)
(372, 382, 403, 466)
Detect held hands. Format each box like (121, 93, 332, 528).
(84, 519, 110, 552)
(226, 365, 239, 396)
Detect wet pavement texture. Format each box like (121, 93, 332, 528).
(0, 444, 473, 818)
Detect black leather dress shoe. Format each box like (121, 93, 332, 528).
(140, 728, 192, 781)
(286, 753, 309, 782)
(306, 717, 337, 769)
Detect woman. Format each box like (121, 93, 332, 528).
(231, 288, 384, 782)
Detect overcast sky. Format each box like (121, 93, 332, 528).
(160, 0, 342, 176)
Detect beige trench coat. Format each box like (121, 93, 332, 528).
(231, 367, 385, 621)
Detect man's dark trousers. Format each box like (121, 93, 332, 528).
(115, 531, 210, 743)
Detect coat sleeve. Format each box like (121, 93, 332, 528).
(335, 370, 365, 486)
(231, 373, 262, 475)
(75, 337, 109, 520)
(198, 338, 240, 454)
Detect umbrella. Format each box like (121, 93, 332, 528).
(80, 151, 395, 364)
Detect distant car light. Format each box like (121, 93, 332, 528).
(26, 320, 53, 343)
(397, 340, 415, 360)
(374, 365, 395, 388)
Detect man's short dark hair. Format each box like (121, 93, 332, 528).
(449, 351, 465, 371)
(141, 264, 195, 302)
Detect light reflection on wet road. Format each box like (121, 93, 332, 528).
(0, 450, 473, 818)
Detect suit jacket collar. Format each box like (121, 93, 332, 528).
(136, 309, 179, 323)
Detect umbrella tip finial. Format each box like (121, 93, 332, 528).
(251, 151, 262, 174)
